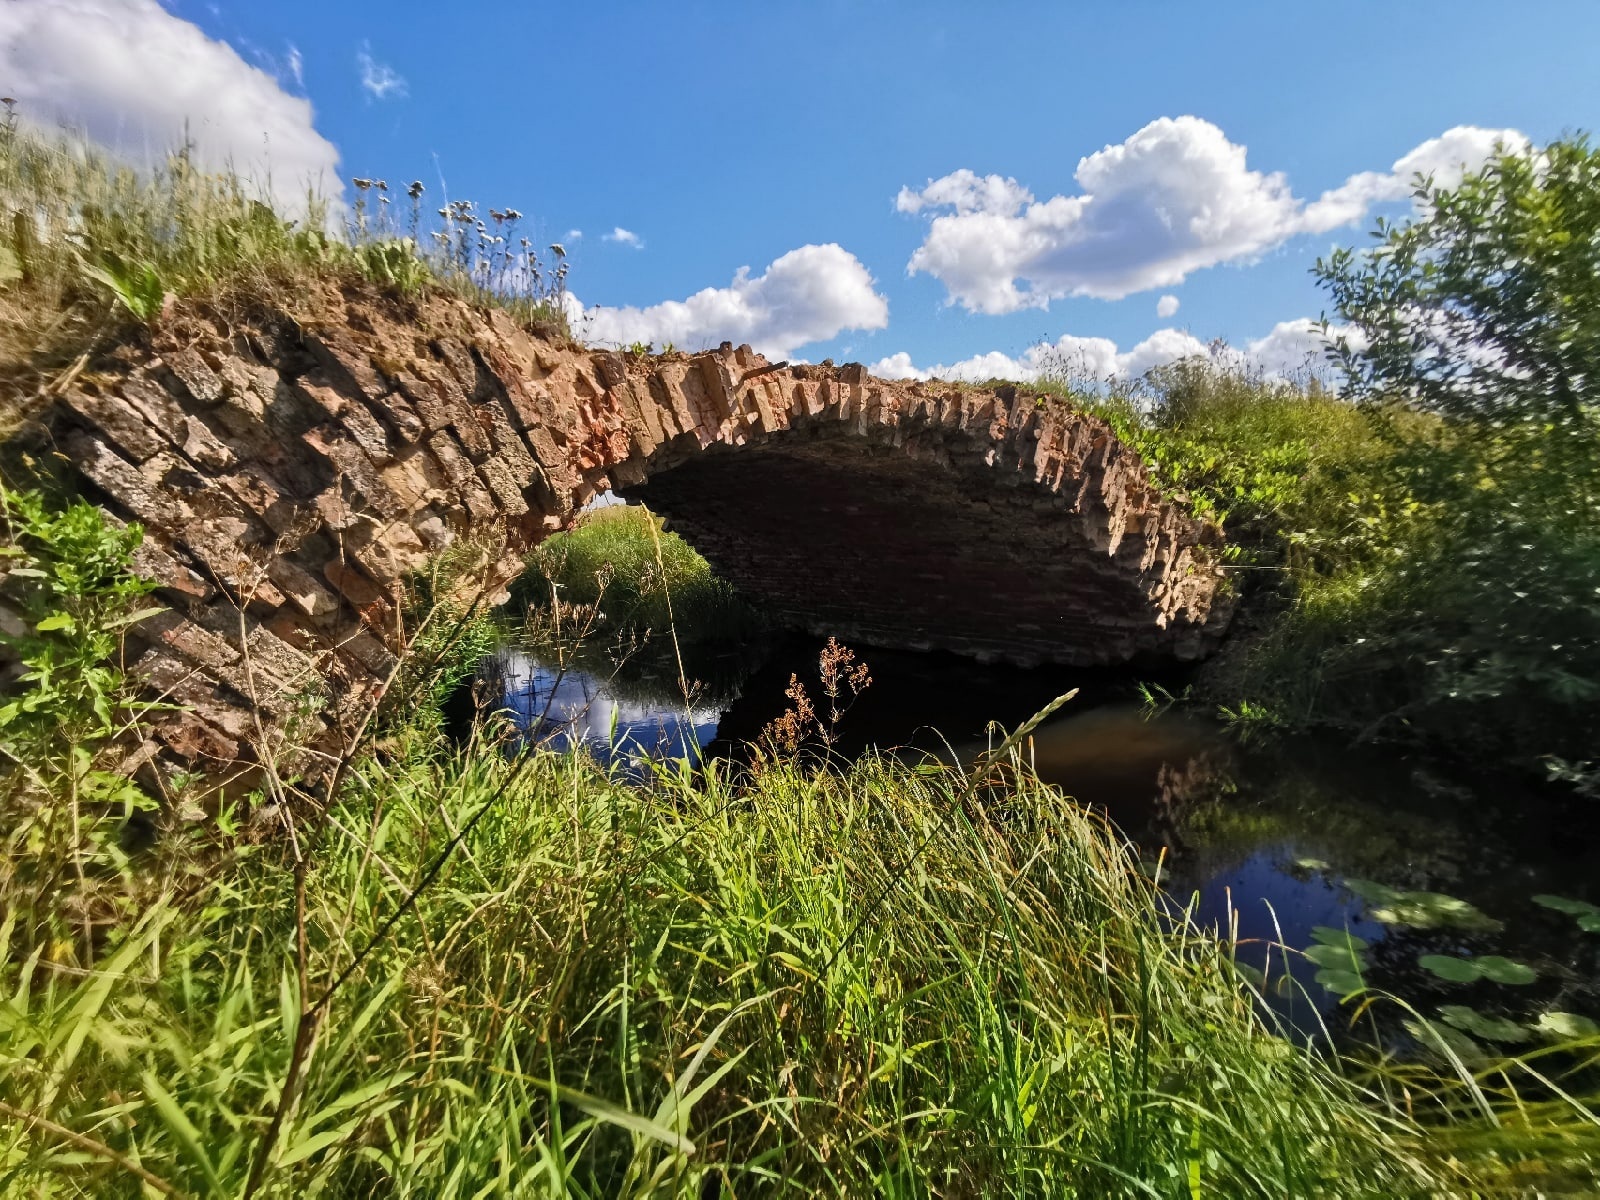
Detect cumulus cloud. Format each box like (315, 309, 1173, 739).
(0, 0, 341, 211)
(870, 318, 1364, 386)
(899, 117, 1529, 313)
(357, 43, 406, 100)
(1242, 318, 1366, 379)
(1156, 294, 1180, 319)
(603, 227, 643, 248)
(870, 329, 1205, 384)
(569, 243, 889, 359)
(563, 228, 584, 242)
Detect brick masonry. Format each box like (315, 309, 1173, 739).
(23, 284, 1231, 787)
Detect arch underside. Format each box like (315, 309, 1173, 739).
(620, 424, 1214, 667)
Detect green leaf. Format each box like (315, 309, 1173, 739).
(1437, 1005, 1530, 1044)
(1314, 968, 1366, 997)
(1310, 926, 1369, 951)
(1531, 894, 1600, 916)
(1404, 1018, 1487, 1065)
(1304, 943, 1365, 971)
(1344, 878, 1400, 907)
(141, 1073, 223, 1193)
(1418, 954, 1481, 983)
(543, 1081, 695, 1154)
(1475, 956, 1537, 985)
(33, 613, 74, 633)
(1534, 1011, 1600, 1040)
(104, 605, 166, 630)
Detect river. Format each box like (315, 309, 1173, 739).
(480, 633, 1600, 1045)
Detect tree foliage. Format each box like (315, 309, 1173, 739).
(1268, 136, 1600, 779)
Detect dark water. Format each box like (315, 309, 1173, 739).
(490, 634, 1600, 1041)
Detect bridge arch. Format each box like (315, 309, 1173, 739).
(28, 287, 1230, 782)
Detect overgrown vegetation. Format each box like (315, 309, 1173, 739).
(0, 104, 569, 431)
(5, 98, 1600, 1198)
(1041, 135, 1600, 783)
(510, 504, 767, 702)
(0, 484, 164, 962)
(2, 492, 1596, 1195)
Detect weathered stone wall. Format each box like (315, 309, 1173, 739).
(21, 283, 1230, 788)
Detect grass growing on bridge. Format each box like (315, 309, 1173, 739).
(0, 112, 567, 433)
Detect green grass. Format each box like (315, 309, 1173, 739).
(2, 489, 1596, 1197)
(0, 113, 568, 433)
(515, 504, 764, 649)
(2, 738, 1485, 1198)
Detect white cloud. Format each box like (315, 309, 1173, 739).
(895, 168, 1034, 216)
(1156, 294, 1180, 319)
(564, 228, 584, 242)
(286, 44, 304, 88)
(1242, 318, 1366, 379)
(1302, 125, 1533, 228)
(870, 318, 1366, 386)
(570, 243, 889, 359)
(604, 227, 643, 248)
(358, 44, 406, 100)
(899, 117, 1529, 313)
(0, 0, 341, 212)
(870, 329, 1203, 384)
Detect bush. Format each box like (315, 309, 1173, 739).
(515, 503, 764, 648)
(0, 486, 162, 959)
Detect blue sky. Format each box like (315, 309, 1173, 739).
(8, 0, 1600, 379)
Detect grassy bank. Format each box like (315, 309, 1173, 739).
(508, 503, 768, 700)
(0, 741, 1487, 1196)
(2, 487, 1597, 1195)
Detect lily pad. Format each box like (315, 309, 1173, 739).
(1344, 878, 1401, 907)
(1475, 956, 1537, 985)
(1372, 891, 1503, 933)
(1404, 1018, 1486, 1064)
(1437, 1005, 1530, 1044)
(1314, 968, 1366, 997)
(1532, 894, 1600, 916)
(1579, 912, 1600, 933)
(1534, 1011, 1600, 1040)
(1294, 856, 1331, 872)
(1418, 954, 1481, 983)
(1310, 926, 1369, 952)
(1304, 943, 1365, 971)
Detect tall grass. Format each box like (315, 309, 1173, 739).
(2, 488, 1595, 1196)
(515, 503, 765, 650)
(0, 107, 568, 432)
(3, 737, 1469, 1197)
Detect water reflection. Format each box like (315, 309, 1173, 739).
(492, 650, 720, 772)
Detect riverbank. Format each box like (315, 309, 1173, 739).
(3, 485, 1598, 1194)
(0, 728, 1560, 1195)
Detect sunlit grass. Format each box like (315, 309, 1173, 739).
(515, 503, 763, 647)
(0, 113, 568, 434)
(0, 741, 1477, 1197)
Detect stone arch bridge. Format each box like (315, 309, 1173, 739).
(27, 287, 1230, 786)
